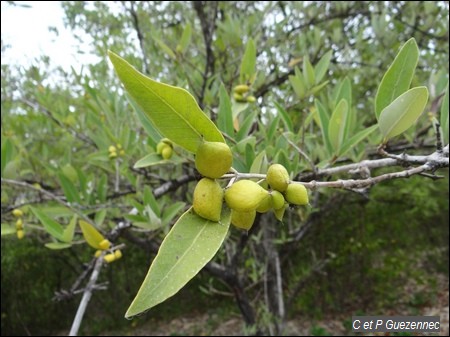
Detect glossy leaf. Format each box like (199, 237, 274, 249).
(31, 207, 64, 241)
(328, 99, 348, 153)
(126, 93, 162, 144)
(375, 38, 419, 119)
(240, 39, 256, 83)
(109, 51, 224, 153)
(378, 87, 429, 141)
(79, 220, 106, 250)
(125, 208, 230, 318)
(440, 83, 449, 144)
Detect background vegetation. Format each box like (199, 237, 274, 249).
(1, 1, 448, 335)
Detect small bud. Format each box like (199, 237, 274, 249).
(161, 146, 173, 160)
(119, 149, 126, 156)
(103, 253, 116, 263)
(116, 143, 122, 149)
(94, 250, 102, 258)
(99, 239, 111, 250)
(12, 209, 23, 217)
(114, 250, 123, 260)
(109, 152, 117, 159)
(17, 230, 25, 240)
(108, 145, 117, 153)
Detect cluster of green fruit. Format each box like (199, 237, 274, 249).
(192, 141, 309, 230)
(108, 143, 125, 159)
(233, 84, 256, 103)
(12, 209, 25, 239)
(156, 138, 173, 160)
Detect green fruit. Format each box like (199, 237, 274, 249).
(231, 209, 256, 231)
(162, 146, 173, 160)
(94, 250, 102, 258)
(267, 164, 290, 192)
(233, 93, 247, 102)
(224, 180, 269, 212)
(156, 142, 168, 155)
(274, 205, 287, 222)
(271, 190, 285, 210)
(195, 141, 232, 179)
(233, 84, 250, 94)
(284, 183, 309, 205)
(193, 178, 224, 222)
(246, 95, 256, 103)
(15, 219, 23, 230)
(256, 194, 271, 213)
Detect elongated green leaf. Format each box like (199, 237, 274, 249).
(1, 139, 14, 177)
(58, 173, 81, 204)
(134, 153, 171, 168)
(440, 83, 449, 144)
(250, 150, 267, 174)
(144, 185, 160, 217)
(240, 39, 256, 83)
(61, 215, 77, 243)
(274, 102, 294, 132)
(109, 51, 224, 153)
(303, 56, 315, 87)
(31, 207, 64, 241)
(125, 208, 230, 318)
(236, 111, 257, 141)
(154, 38, 176, 59)
(314, 50, 332, 83)
(328, 99, 348, 153)
(375, 38, 419, 119)
(79, 220, 106, 250)
(289, 73, 306, 99)
(217, 84, 234, 136)
(162, 202, 186, 226)
(378, 87, 429, 141)
(177, 23, 192, 54)
(45, 242, 72, 250)
(315, 99, 332, 154)
(126, 93, 162, 144)
(338, 125, 378, 156)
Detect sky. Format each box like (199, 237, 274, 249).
(1, 1, 97, 71)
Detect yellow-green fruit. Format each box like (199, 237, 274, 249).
(119, 149, 126, 156)
(233, 84, 250, 94)
(94, 250, 102, 258)
(231, 209, 256, 231)
(12, 209, 23, 217)
(114, 250, 123, 260)
(17, 230, 24, 240)
(233, 93, 246, 102)
(271, 190, 285, 210)
(108, 145, 117, 153)
(195, 141, 232, 179)
(274, 205, 287, 222)
(267, 164, 290, 192)
(284, 183, 309, 205)
(246, 95, 256, 103)
(225, 180, 270, 212)
(193, 178, 224, 222)
(161, 146, 173, 160)
(256, 194, 271, 213)
(104, 253, 116, 263)
(15, 219, 23, 230)
(156, 142, 168, 155)
(99, 239, 111, 250)
(109, 152, 117, 159)
(161, 138, 173, 146)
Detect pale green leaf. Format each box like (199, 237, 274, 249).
(338, 125, 378, 156)
(154, 38, 176, 59)
(240, 39, 256, 83)
(315, 99, 332, 155)
(303, 56, 315, 87)
(58, 173, 81, 204)
(375, 38, 419, 118)
(134, 153, 172, 168)
(177, 23, 192, 54)
(274, 102, 294, 132)
(109, 51, 224, 153)
(31, 207, 64, 241)
(162, 202, 186, 226)
(217, 84, 234, 136)
(143, 186, 160, 217)
(1, 139, 14, 177)
(60, 215, 77, 243)
(440, 83, 449, 144)
(314, 50, 332, 83)
(126, 93, 162, 143)
(79, 220, 106, 250)
(45, 242, 72, 250)
(378, 86, 429, 140)
(250, 150, 268, 174)
(125, 208, 230, 318)
(328, 99, 348, 153)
